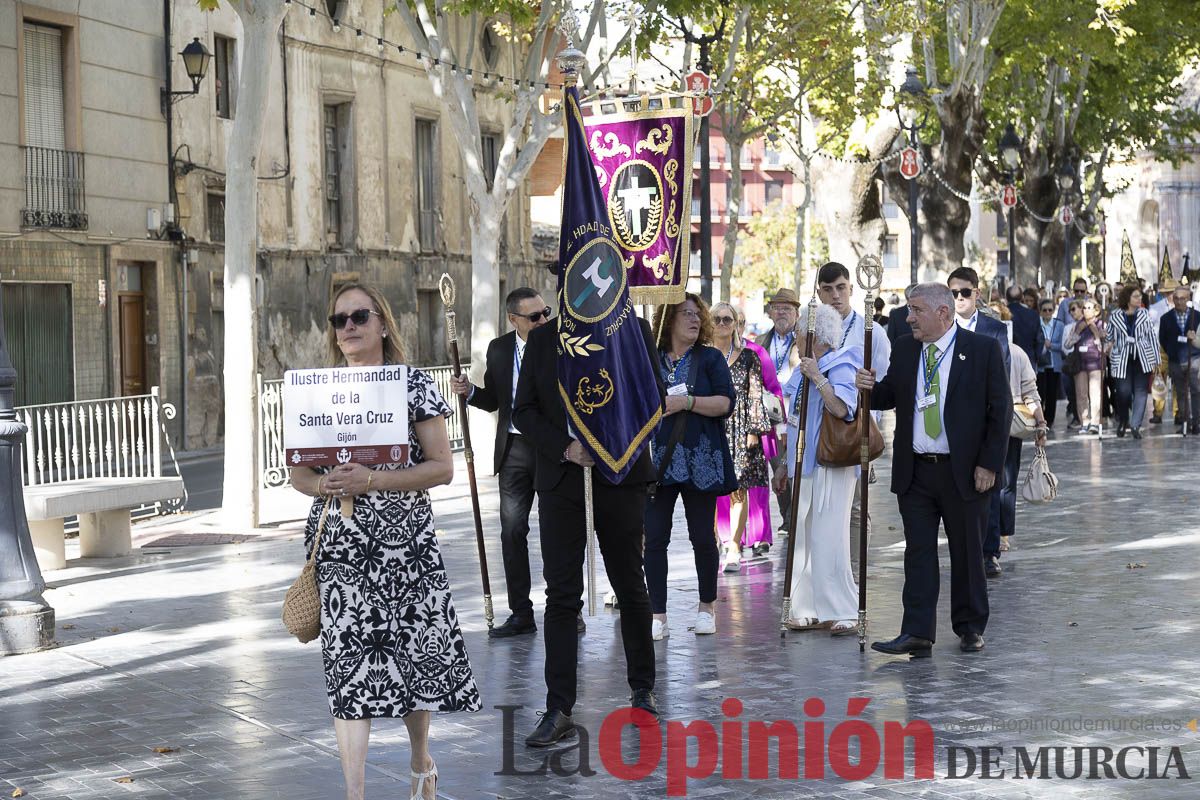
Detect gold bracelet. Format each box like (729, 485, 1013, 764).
(366, 472, 374, 492)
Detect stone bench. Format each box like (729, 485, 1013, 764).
(24, 477, 185, 570)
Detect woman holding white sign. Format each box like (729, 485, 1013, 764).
(290, 284, 479, 800)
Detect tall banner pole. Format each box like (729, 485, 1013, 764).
(855, 255, 883, 652)
(780, 294, 818, 636)
(439, 274, 494, 630)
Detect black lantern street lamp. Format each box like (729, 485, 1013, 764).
(161, 37, 212, 113)
(896, 67, 927, 286)
(998, 123, 1022, 281)
(1058, 157, 1078, 283)
(0, 299, 55, 653)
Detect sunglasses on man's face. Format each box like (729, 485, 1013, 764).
(950, 288, 974, 299)
(713, 315, 736, 325)
(512, 306, 553, 323)
(328, 308, 380, 330)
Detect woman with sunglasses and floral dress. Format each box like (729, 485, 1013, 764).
(710, 303, 774, 572)
(289, 283, 479, 800)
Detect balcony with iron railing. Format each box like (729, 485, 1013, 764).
(21, 145, 88, 231)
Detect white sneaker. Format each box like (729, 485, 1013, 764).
(651, 618, 669, 640)
(694, 611, 716, 635)
(604, 591, 619, 608)
(722, 550, 741, 572)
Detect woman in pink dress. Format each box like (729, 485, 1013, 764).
(714, 306, 784, 569)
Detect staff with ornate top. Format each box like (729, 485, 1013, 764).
(780, 292, 818, 636)
(855, 254, 883, 651)
(439, 273, 495, 630)
(555, 40, 601, 617)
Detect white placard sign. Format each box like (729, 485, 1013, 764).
(283, 365, 409, 467)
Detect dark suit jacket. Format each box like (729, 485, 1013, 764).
(1007, 301, 1040, 366)
(887, 311, 911, 345)
(871, 329, 1012, 502)
(466, 330, 522, 475)
(973, 311, 1012, 375)
(512, 317, 665, 493)
(1158, 308, 1200, 365)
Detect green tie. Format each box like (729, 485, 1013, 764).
(923, 344, 942, 438)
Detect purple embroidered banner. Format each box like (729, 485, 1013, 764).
(585, 107, 694, 305)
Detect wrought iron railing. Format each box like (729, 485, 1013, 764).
(21, 145, 88, 230)
(259, 364, 469, 489)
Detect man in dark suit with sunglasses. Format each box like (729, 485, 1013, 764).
(451, 287, 584, 638)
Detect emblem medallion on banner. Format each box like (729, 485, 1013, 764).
(607, 160, 665, 252)
(564, 236, 628, 323)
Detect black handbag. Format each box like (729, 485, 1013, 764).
(1062, 349, 1082, 376)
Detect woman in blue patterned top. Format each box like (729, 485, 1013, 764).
(644, 294, 736, 642)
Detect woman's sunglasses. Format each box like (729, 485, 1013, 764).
(511, 306, 553, 323)
(713, 315, 736, 325)
(328, 308, 380, 329)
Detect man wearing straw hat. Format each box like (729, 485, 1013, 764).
(756, 288, 802, 532)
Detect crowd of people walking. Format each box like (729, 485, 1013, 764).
(288, 270, 1197, 800)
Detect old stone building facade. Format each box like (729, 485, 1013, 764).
(1, 0, 549, 450)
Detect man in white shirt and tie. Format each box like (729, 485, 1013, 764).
(855, 283, 1012, 658)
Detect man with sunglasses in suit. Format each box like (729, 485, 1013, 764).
(451, 288, 586, 638)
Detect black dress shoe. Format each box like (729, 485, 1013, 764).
(1150, 415, 1162, 424)
(577, 614, 587, 634)
(489, 615, 536, 639)
(630, 689, 659, 720)
(985, 556, 1002, 578)
(870, 633, 933, 658)
(960, 633, 985, 652)
(1117, 424, 1127, 438)
(1132, 427, 1142, 440)
(525, 710, 576, 747)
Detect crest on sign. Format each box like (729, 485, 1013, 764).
(1001, 184, 1017, 209)
(899, 146, 921, 180)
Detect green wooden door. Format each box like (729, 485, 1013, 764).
(2, 283, 74, 407)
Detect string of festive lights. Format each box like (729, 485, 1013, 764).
(284, 0, 694, 97)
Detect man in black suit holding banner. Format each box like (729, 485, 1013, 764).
(855, 283, 1012, 657)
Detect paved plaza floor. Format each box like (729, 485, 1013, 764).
(3, 424, 1200, 799)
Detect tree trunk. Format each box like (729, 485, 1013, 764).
(467, 206, 503, 453)
(222, 0, 287, 529)
(882, 91, 984, 275)
(719, 141, 745, 304)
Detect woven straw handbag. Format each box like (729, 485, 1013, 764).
(282, 499, 332, 643)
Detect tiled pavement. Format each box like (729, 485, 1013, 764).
(3, 423, 1200, 799)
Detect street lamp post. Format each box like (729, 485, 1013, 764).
(1058, 157, 1077, 285)
(999, 123, 1022, 283)
(697, 39, 714, 304)
(896, 67, 926, 286)
(0, 300, 55, 654)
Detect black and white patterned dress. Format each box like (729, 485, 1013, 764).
(303, 368, 481, 720)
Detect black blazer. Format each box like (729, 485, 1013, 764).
(466, 330, 522, 474)
(512, 317, 665, 493)
(887, 311, 911, 345)
(973, 311, 1012, 375)
(871, 329, 1012, 502)
(1158, 308, 1200, 365)
(1007, 301, 1040, 366)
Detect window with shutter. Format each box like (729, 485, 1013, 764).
(416, 119, 439, 251)
(214, 36, 236, 119)
(23, 23, 65, 149)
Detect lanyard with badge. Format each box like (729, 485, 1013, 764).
(918, 331, 956, 412)
(512, 340, 524, 403)
(773, 333, 795, 373)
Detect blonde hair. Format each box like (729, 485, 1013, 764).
(710, 301, 741, 347)
(326, 283, 406, 366)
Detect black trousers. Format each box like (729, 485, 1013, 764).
(1036, 370, 1060, 427)
(538, 471, 654, 714)
(643, 484, 720, 614)
(498, 435, 537, 618)
(984, 437, 1023, 558)
(896, 459, 990, 642)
